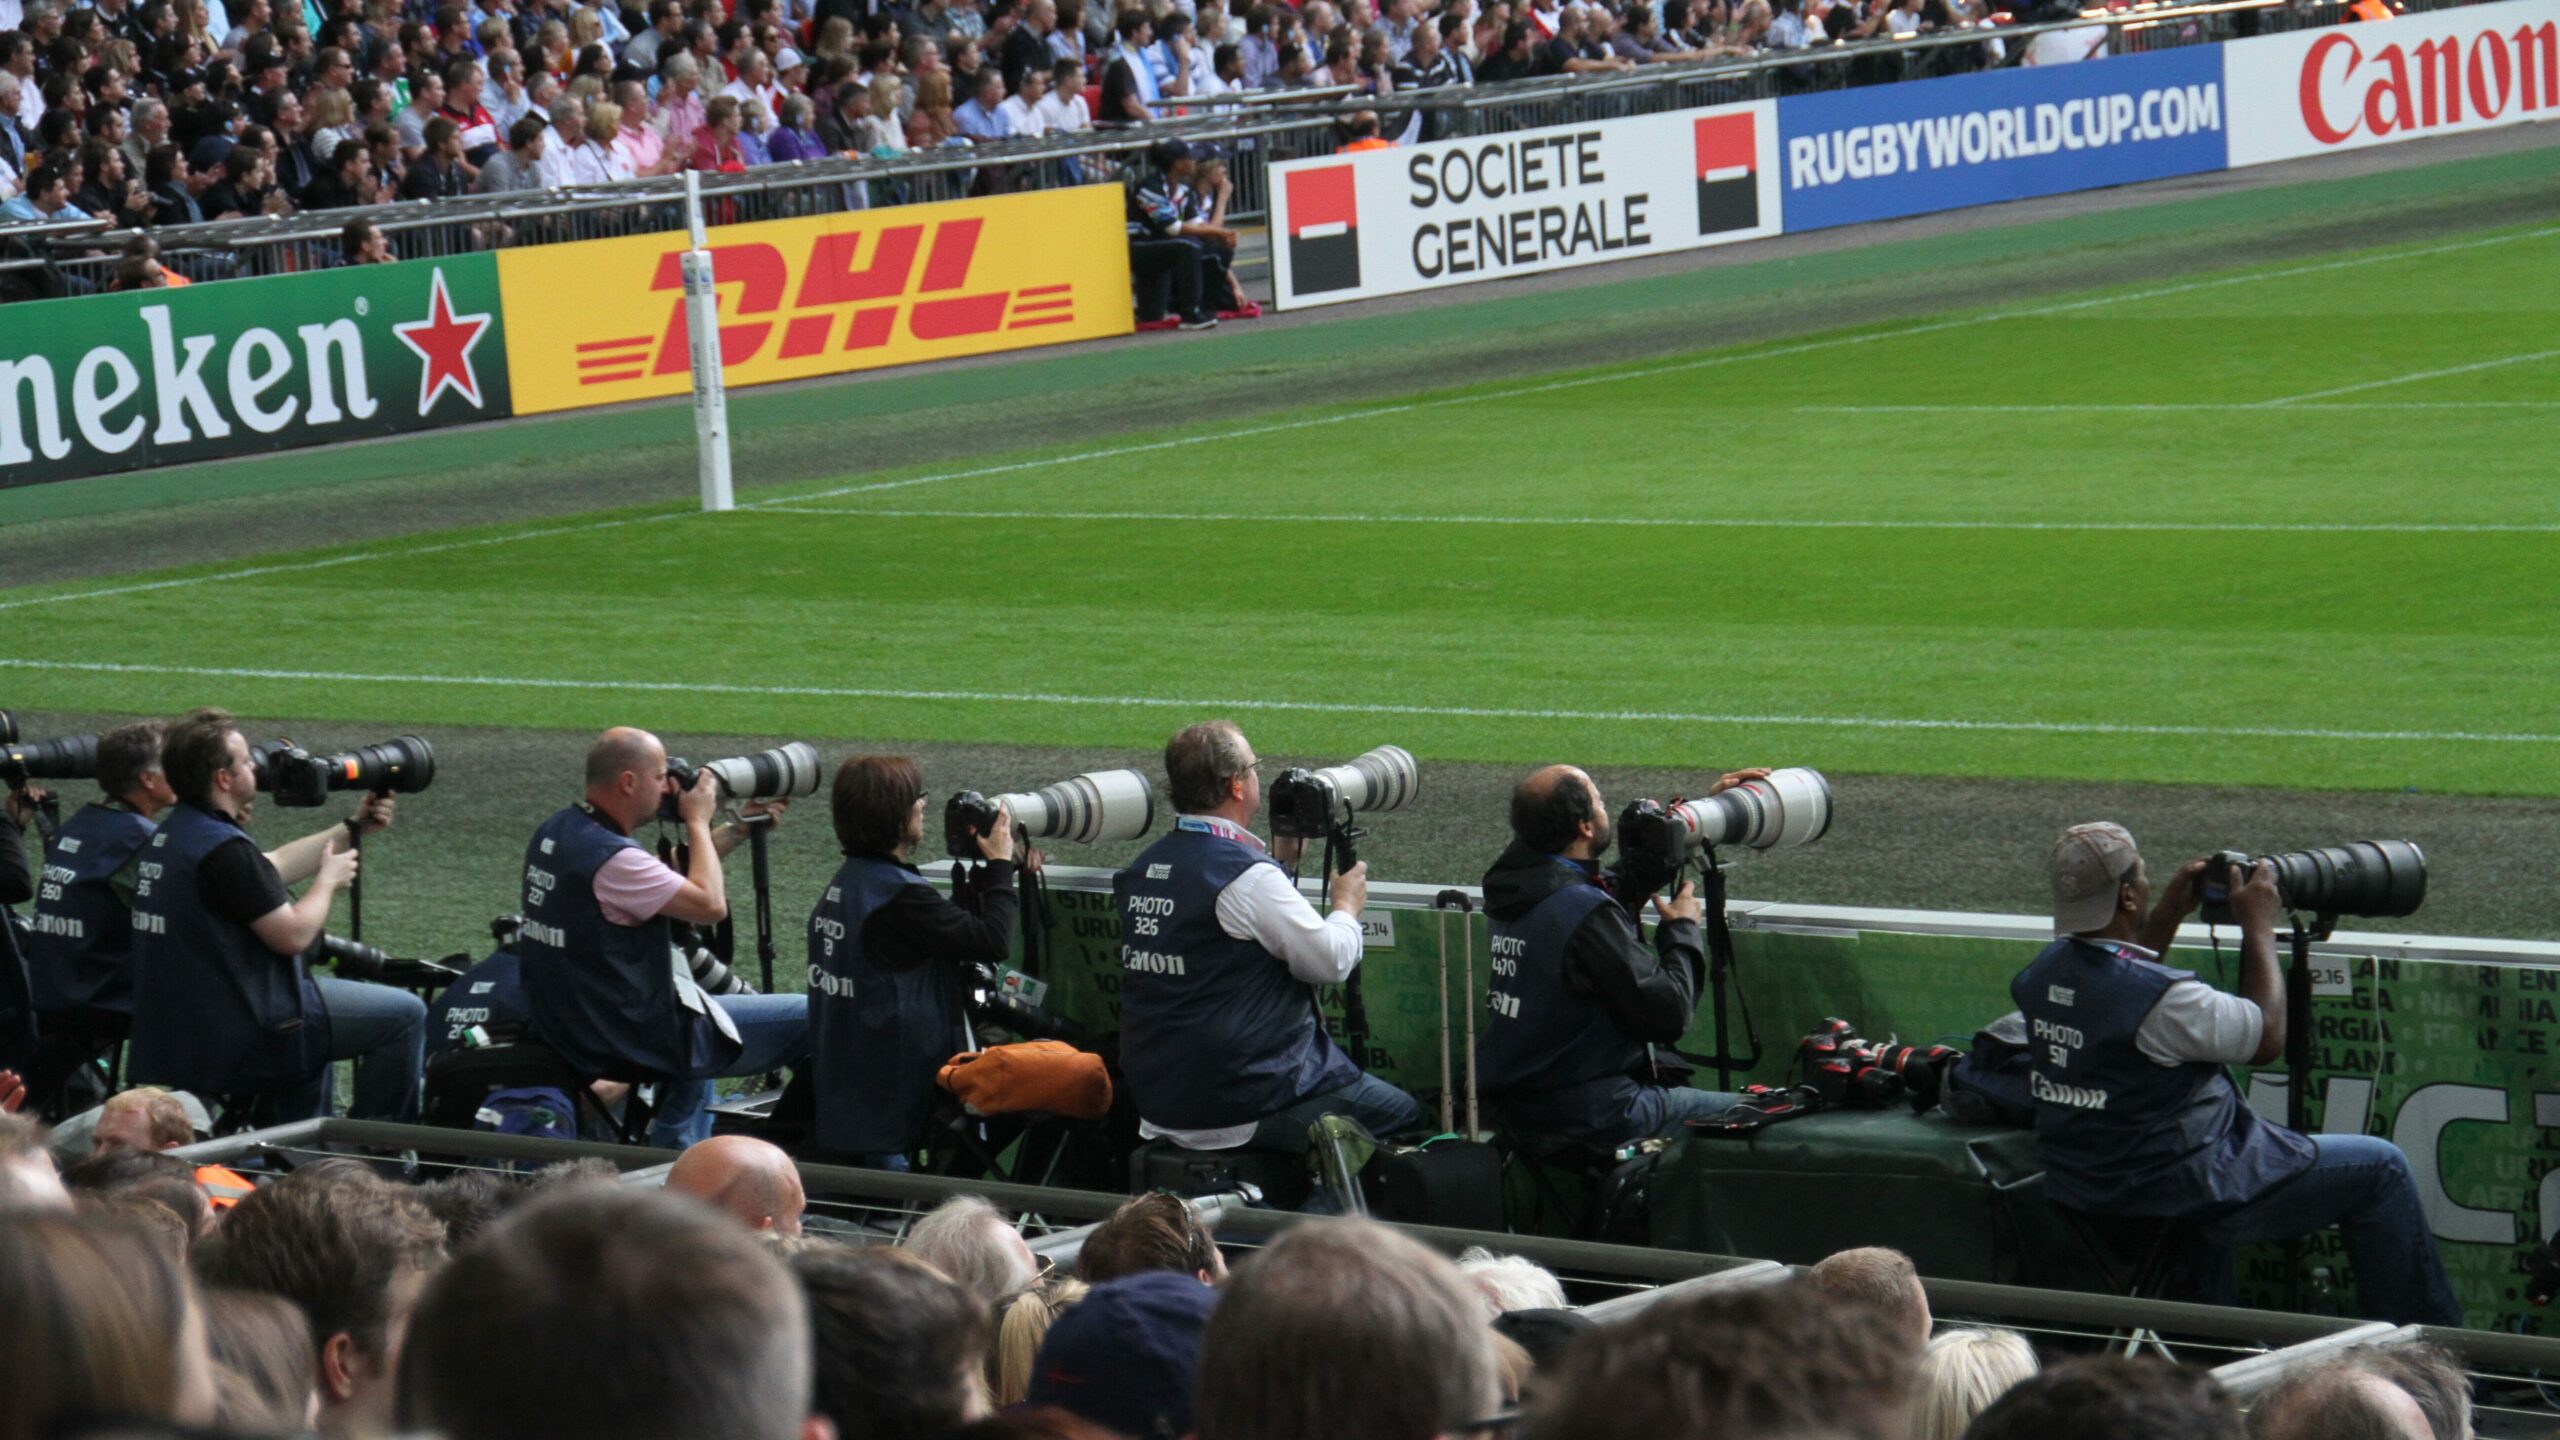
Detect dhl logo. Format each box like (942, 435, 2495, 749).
(571, 218, 1077, 386)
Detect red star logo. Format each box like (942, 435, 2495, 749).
(392, 267, 492, 416)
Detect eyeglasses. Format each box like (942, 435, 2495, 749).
(1454, 1407, 1525, 1433)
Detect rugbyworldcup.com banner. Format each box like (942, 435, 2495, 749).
(496, 185, 1132, 416)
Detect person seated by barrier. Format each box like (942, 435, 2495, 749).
(1114, 721, 1423, 1158)
(806, 755, 1038, 1171)
(516, 727, 809, 1149)
(1476, 764, 1765, 1147)
(665, 1133, 806, 1240)
(26, 723, 172, 1057)
(126, 709, 426, 1127)
(90, 1085, 197, 1155)
(2015, 823, 2459, 1326)
(1125, 137, 1218, 330)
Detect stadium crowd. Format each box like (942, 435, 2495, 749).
(0, 0, 2067, 243)
(0, 1127, 2487, 1440)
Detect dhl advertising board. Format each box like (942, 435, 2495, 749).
(497, 185, 1131, 416)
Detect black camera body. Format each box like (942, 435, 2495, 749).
(1617, 797, 1699, 876)
(254, 735, 436, 808)
(2196, 849, 2254, 927)
(944, 790, 1005, 860)
(1265, 767, 1341, 843)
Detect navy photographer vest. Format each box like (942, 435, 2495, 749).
(1478, 864, 1640, 1111)
(128, 803, 330, 1094)
(808, 855, 966, 1155)
(518, 805, 740, 1081)
(426, 949, 530, 1055)
(2012, 936, 2314, 1216)
(1114, 821, 1359, 1131)
(28, 802, 157, 1015)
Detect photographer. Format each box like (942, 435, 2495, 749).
(1114, 721, 1421, 1156)
(806, 755, 1044, 1170)
(27, 722, 172, 1022)
(517, 727, 809, 1148)
(2015, 823, 2458, 1325)
(126, 709, 426, 1125)
(1477, 765, 1759, 1145)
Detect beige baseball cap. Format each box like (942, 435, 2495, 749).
(2051, 822, 2138, 934)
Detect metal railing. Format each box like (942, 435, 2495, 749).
(0, 0, 2486, 298)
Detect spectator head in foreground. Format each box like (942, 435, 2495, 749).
(2247, 1360, 2434, 1440)
(1079, 1191, 1226, 1285)
(1523, 1280, 1919, 1440)
(94, 1085, 198, 1154)
(993, 1273, 1090, 1406)
(1198, 1218, 1501, 1440)
(1905, 1328, 2038, 1440)
(1029, 1270, 1218, 1439)
(906, 1192, 1041, 1304)
(62, 1148, 211, 1247)
(666, 1133, 807, 1238)
(1963, 1356, 2242, 1440)
(205, 1285, 322, 1435)
(0, 1111, 71, 1211)
(794, 1244, 991, 1440)
(2342, 1343, 2474, 1440)
(1809, 1245, 1932, 1347)
(0, 1210, 219, 1440)
(398, 1187, 825, 1440)
(1457, 1245, 1568, 1320)
(195, 1168, 448, 1440)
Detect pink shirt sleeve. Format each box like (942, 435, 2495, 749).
(594, 847, 686, 927)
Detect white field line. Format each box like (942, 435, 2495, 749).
(3, 224, 2553, 617)
(1798, 401, 2560, 414)
(2, 657, 2556, 745)
(2256, 347, 2560, 406)
(753, 224, 2560, 506)
(750, 506, 2560, 535)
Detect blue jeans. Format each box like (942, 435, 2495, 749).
(1641, 1085, 1745, 1139)
(2187, 1134, 2463, 1327)
(650, 994, 811, 1148)
(270, 977, 428, 1125)
(1250, 1070, 1427, 1153)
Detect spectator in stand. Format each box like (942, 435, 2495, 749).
(474, 111, 546, 190)
(612, 80, 683, 173)
(905, 70, 958, 145)
(1079, 1192, 1227, 1285)
(398, 1188, 831, 1440)
(143, 142, 204, 222)
(0, 1211, 221, 1440)
(400, 113, 467, 195)
(1905, 1328, 2037, 1440)
(205, 1286, 323, 1437)
(365, 121, 405, 196)
(93, 1085, 196, 1155)
(656, 51, 707, 149)
(1808, 1246, 1932, 1347)
(538, 97, 610, 182)
(302, 137, 367, 205)
(860, 73, 907, 151)
(992, 1274, 1089, 1405)
(484, 50, 534, 131)
(768, 93, 828, 158)
(196, 1169, 448, 1440)
(1767, 0, 1812, 47)
(1033, 56, 1088, 132)
(995, 61, 1047, 136)
(689, 92, 749, 168)
(2342, 1343, 2473, 1440)
(1525, 1281, 1919, 1440)
(1199, 1219, 1500, 1440)
(0, 159, 87, 220)
(1390, 19, 1458, 138)
(795, 1245, 993, 1440)
(628, 1, 686, 77)
(439, 58, 498, 165)
(1456, 1247, 1567, 1319)
(1476, 19, 1537, 79)
(818, 77, 872, 151)
(393, 69, 442, 163)
(1098, 8, 1155, 124)
(905, 1193, 1040, 1305)
(664, 1134, 806, 1239)
(1541, 5, 1633, 72)
(1001, 0, 1053, 89)
(1030, 1272, 1220, 1440)
(581, 100, 632, 178)
(721, 46, 783, 133)
(952, 62, 1008, 138)
(1966, 1357, 2242, 1440)
(76, 138, 150, 223)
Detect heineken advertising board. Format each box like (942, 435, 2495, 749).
(0, 256, 509, 487)
(1017, 872, 2560, 1333)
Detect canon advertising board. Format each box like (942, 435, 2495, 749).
(1268, 100, 1782, 310)
(2225, 0, 2560, 166)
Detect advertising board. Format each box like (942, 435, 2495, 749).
(0, 257, 507, 488)
(496, 185, 1131, 416)
(1268, 100, 1783, 310)
(1776, 44, 2229, 231)
(2225, 0, 2560, 165)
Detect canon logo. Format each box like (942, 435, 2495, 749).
(2296, 20, 2559, 145)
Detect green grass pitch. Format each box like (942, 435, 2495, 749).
(3, 218, 2557, 800)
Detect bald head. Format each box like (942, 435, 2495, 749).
(2249, 1364, 2433, 1440)
(1509, 764, 1607, 857)
(666, 1136, 805, 1239)
(584, 727, 667, 829)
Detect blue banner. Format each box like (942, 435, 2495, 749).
(1776, 45, 2230, 232)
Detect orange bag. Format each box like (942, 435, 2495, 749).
(937, 1040, 1114, 1120)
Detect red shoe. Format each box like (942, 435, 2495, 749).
(1135, 316, 1181, 332)
(1218, 300, 1264, 320)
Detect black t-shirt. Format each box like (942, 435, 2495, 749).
(197, 837, 293, 928)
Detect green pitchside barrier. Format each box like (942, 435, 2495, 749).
(963, 863, 2560, 1334)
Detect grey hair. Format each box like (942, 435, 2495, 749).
(1905, 1327, 2038, 1440)
(1456, 1247, 1567, 1320)
(903, 1195, 1035, 1304)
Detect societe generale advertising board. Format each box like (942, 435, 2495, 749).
(1268, 100, 1782, 310)
(497, 185, 1131, 415)
(2224, 0, 2560, 166)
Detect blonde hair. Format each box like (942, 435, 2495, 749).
(307, 84, 352, 130)
(989, 1274, 1088, 1405)
(1904, 1327, 2038, 1440)
(586, 99, 622, 137)
(568, 6, 602, 46)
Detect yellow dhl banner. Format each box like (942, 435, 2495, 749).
(496, 184, 1132, 416)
